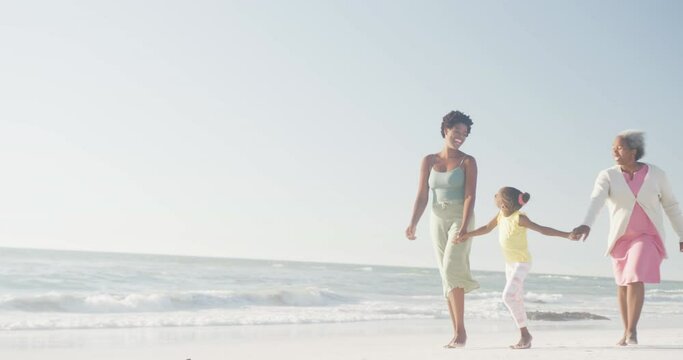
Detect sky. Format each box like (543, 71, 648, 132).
(1, 0, 682, 280)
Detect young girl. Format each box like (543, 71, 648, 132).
(454, 186, 577, 349)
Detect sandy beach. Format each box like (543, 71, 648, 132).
(1, 318, 682, 359)
(2, 249, 681, 359)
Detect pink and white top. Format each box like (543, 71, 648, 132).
(611, 164, 665, 285)
(622, 165, 660, 239)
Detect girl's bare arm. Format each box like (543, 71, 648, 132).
(519, 215, 574, 239)
(453, 214, 498, 243)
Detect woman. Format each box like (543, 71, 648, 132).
(572, 130, 683, 346)
(406, 110, 479, 348)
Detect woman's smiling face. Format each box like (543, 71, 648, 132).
(444, 123, 469, 150)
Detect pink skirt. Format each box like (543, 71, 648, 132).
(611, 234, 665, 286)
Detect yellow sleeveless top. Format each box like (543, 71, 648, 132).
(497, 210, 532, 263)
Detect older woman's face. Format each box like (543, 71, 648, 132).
(612, 136, 637, 165)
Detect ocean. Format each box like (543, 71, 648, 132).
(1, 247, 682, 331)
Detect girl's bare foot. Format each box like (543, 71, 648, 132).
(510, 334, 532, 350)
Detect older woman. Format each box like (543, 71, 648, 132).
(406, 110, 479, 348)
(572, 130, 683, 346)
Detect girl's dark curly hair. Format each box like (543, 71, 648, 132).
(441, 110, 473, 138)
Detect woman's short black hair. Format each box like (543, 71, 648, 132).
(441, 110, 473, 138)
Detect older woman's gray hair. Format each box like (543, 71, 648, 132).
(618, 130, 645, 160)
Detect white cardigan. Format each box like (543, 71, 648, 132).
(581, 163, 683, 257)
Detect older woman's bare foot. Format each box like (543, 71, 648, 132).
(444, 334, 467, 348)
(627, 330, 638, 345)
(616, 333, 627, 346)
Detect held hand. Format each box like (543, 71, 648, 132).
(405, 225, 417, 240)
(451, 229, 469, 244)
(571, 225, 591, 242)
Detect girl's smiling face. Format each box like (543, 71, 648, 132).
(495, 189, 515, 215)
(494, 191, 505, 210)
(444, 123, 469, 150)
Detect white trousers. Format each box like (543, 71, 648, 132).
(502, 262, 531, 328)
